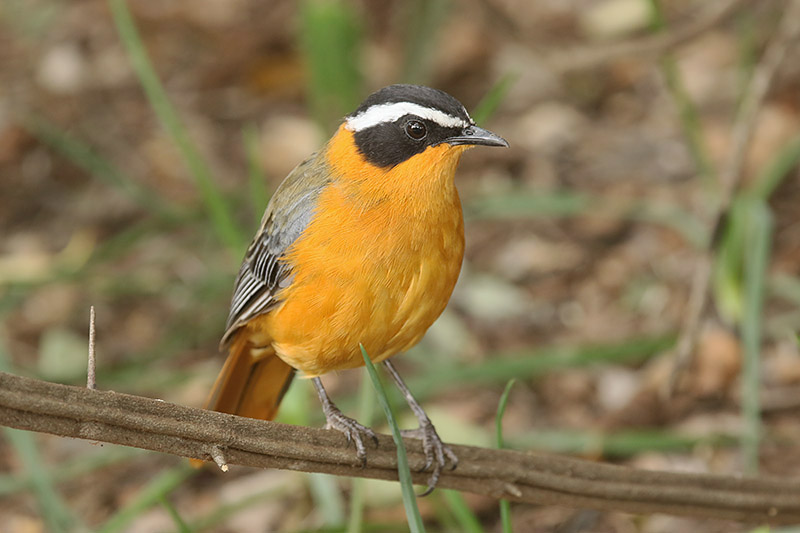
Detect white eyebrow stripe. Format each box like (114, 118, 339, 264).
(345, 102, 470, 132)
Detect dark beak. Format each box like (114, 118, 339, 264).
(445, 124, 508, 147)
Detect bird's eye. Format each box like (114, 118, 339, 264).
(404, 120, 427, 140)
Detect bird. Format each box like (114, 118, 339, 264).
(201, 84, 508, 491)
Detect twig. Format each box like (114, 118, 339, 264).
(2, 372, 800, 523)
(668, 0, 800, 394)
(544, 0, 749, 73)
(86, 306, 96, 390)
(718, 0, 800, 207)
(209, 445, 229, 472)
(666, 258, 714, 395)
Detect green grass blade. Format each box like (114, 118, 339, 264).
(299, 0, 363, 133)
(713, 198, 749, 322)
(749, 134, 800, 200)
(467, 190, 592, 219)
(98, 465, 195, 533)
(160, 495, 192, 533)
(495, 380, 515, 450)
(431, 499, 460, 533)
(0, 342, 77, 532)
(0, 446, 144, 496)
(2, 428, 77, 532)
(660, 52, 715, 187)
(107, 0, 244, 252)
(471, 74, 517, 126)
(347, 373, 377, 533)
(290, 363, 345, 527)
(410, 334, 675, 399)
(309, 474, 346, 527)
(646, 0, 716, 190)
(182, 483, 297, 532)
(441, 490, 484, 533)
(467, 191, 707, 248)
(360, 345, 426, 533)
(23, 114, 175, 218)
(508, 428, 738, 457)
(346, 477, 366, 533)
(741, 198, 772, 475)
(496, 380, 515, 533)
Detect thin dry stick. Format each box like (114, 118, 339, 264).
(544, 0, 749, 73)
(86, 306, 96, 390)
(718, 0, 800, 205)
(210, 445, 229, 472)
(668, 0, 800, 393)
(2, 371, 800, 524)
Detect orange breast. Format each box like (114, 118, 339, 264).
(247, 126, 466, 376)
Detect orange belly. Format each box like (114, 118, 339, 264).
(245, 131, 466, 376)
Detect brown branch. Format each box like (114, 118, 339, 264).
(2, 372, 800, 524)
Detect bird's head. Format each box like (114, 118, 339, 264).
(342, 84, 508, 169)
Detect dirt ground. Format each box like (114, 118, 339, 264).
(2, 1, 800, 531)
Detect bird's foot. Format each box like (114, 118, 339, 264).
(401, 418, 458, 495)
(322, 402, 378, 465)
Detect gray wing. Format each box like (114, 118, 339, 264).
(221, 153, 330, 346)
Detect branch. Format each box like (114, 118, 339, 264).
(2, 372, 800, 524)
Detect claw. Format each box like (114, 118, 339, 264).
(324, 408, 377, 465)
(313, 377, 377, 466)
(401, 419, 457, 495)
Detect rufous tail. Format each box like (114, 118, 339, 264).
(191, 332, 295, 467)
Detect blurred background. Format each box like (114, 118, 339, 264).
(1, 0, 800, 531)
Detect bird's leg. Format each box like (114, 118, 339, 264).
(381, 359, 458, 495)
(312, 377, 377, 465)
